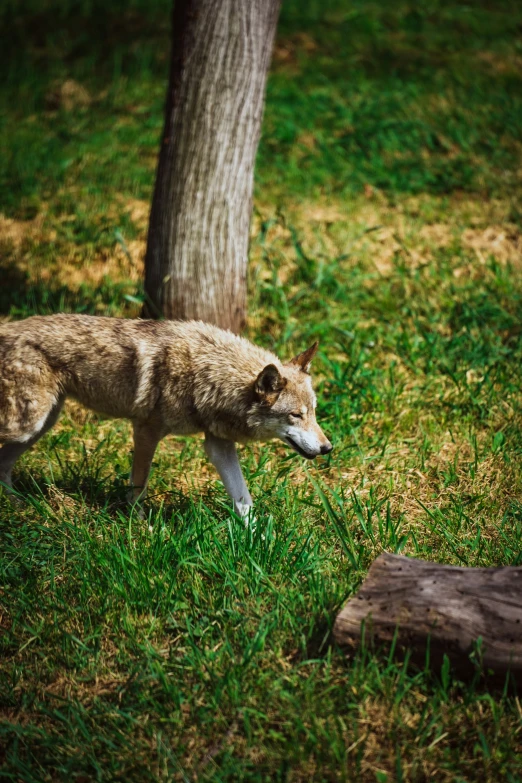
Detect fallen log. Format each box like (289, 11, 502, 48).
(333, 552, 522, 683)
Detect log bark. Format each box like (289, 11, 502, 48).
(143, 0, 281, 331)
(334, 552, 522, 682)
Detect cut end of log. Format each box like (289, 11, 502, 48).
(334, 552, 522, 684)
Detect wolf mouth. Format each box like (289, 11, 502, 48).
(285, 435, 316, 460)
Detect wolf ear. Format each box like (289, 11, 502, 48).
(254, 364, 286, 405)
(289, 341, 318, 373)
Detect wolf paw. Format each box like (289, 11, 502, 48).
(0, 477, 24, 508)
(234, 501, 257, 528)
(128, 501, 146, 521)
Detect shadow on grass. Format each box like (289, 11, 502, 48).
(0, 261, 35, 315)
(305, 618, 334, 659)
(4, 0, 518, 84)
(0, 259, 86, 317)
(8, 464, 209, 524)
(0, 256, 140, 318)
(1, 0, 171, 85)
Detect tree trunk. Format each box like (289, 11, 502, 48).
(143, 0, 281, 331)
(334, 553, 522, 683)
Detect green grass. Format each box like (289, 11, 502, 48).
(2, 0, 522, 780)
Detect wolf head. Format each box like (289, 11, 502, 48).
(248, 342, 332, 459)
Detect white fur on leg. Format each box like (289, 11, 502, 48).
(204, 433, 255, 523)
(234, 500, 257, 528)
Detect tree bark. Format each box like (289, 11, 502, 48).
(334, 552, 522, 683)
(143, 0, 281, 331)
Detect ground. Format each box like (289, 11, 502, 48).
(1, 1, 522, 781)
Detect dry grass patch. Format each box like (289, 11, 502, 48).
(3, 192, 520, 309)
(0, 212, 52, 248)
(251, 193, 522, 288)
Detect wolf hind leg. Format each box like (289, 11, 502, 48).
(0, 396, 64, 494)
(0, 441, 30, 492)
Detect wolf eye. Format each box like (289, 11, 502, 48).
(290, 412, 303, 419)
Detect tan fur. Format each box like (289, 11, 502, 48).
(0, 315, 331, 514)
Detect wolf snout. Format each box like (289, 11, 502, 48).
(320, 440, 333, 455)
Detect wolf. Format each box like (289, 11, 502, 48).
(0, 315, 332, 518)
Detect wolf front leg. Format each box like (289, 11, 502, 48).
(129, 420, 165, 507)
(204, 433, 254, 524)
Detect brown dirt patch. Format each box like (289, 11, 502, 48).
(477, 51, 522, 76)
(118, 196, 150, 229)
(45, 79, 92, 111)
(273, 32, 318, 69)
(5, 193, 521, 315)
(0, 212, 52, 248)
(461, 225, 522, 266)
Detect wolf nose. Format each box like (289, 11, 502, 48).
(320, 441, 333, 455)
